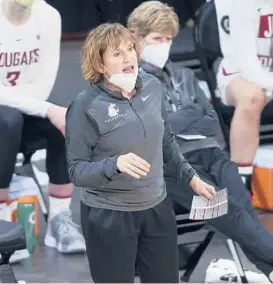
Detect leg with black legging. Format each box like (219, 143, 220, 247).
(81, 202, 139, 283)
(166, 177, 273, 279)
(137, 197, 179, 283)
(81, 198, 179, 283)
(165, 148, 273, 280)
(21, 114, 86, 254)
(0, 106, 23, 220)
(204, 147, 273, 279)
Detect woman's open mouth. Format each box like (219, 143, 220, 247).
(122, 65, 135, 74)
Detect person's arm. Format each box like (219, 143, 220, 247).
(229, 0, 273, 90)
(0, 84, 52, 117)
(187, 70, 221, 137)
(165, 69, 203, 133)
(161, 91, 216, 200)
(166, 102, 203, 134)
(0, 6, 61, 117)
(65, 92, 119, 188)
(164, 68, 220, 136)
(161, 93, 197, 184)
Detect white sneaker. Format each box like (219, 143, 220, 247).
(44, 210, 86, 254)
(0, 249, 30, 264)
(9, 249, 30, 264)
(0, 204, 30, 264)
(205, 258, 270, 283)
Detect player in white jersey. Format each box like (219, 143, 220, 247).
(0, 0, 85, 261)
(215, 0, 273, 186)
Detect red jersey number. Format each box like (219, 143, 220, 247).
(6, 71, 20, 86)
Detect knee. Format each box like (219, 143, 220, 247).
(236, 88, 266, 117)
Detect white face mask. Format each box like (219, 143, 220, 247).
(15, 0, 35, 7)
(107, 71, 138, 93)
(142, 42, 171, 69)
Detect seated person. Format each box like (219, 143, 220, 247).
(0, 0, 85, 260)
(127, 1, 273, 281)
(215, 0, 273, 185)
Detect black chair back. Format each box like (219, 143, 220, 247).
(193, 1, 230, 145)
(194, 1, 221, 61)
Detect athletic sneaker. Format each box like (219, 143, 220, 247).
(205, 258, 270, 283)
(44, 210, 86, 254)
(9, 249, 30, 263)
(0, 203, 30, 264)
(0, 249, 30, 264)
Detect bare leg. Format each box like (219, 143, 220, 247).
(226, 77, 267, 164)
(224, 77, 267, 189)
(0, 188, 8, 202)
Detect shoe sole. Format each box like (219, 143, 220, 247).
(44, 235, 86, 254)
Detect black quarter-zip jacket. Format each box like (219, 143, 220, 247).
(65, 70, 196, 211)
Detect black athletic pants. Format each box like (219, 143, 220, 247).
(0, 105, 70, 188)
(166, 147, 273, 279)
(81, 196, 179, 283)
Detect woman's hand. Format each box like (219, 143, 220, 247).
(117, 153, 150, 178)
(189, 175, 216, 200)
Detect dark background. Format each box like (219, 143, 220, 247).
(45, 0, 205, 36)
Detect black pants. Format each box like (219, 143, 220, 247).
(0, 105, 70, 188)
(165, 147, 273, 278)
(81, 197, 179, 283)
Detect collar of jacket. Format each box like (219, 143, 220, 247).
(90, 71, 144, 100)
(139, 59, 174, 81)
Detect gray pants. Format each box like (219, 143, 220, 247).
(81, 197, 179, 283)
(165, 147, 273, 278)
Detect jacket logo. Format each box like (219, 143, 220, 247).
(108, 103, 119, 118)
(141, 94, 151, 102)
(105, 103, 127, 123)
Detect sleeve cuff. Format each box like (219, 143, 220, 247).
(179, 164, 196, 185)
(104, 156, 119, 179)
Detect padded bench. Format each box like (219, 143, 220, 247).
(0, 221, 26, 283)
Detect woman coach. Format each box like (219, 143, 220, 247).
(65, 23, 216, 283)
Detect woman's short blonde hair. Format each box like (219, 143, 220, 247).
(127, 1, 179, 38)
(81, 23, 141, 83)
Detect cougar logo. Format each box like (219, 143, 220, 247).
(108, 103, 119, 118)
(105, 103, 127, 123)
